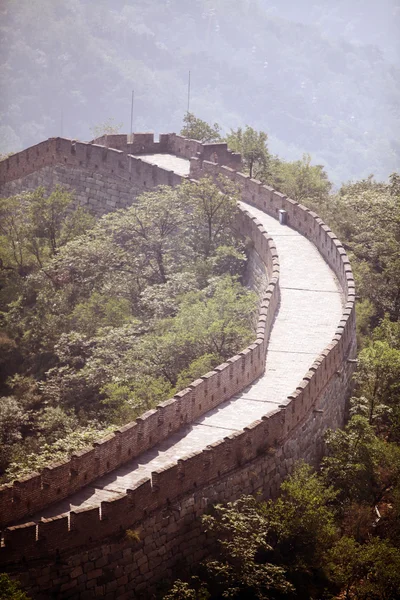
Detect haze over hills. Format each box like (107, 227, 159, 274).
(0, 0, 399, 184)
(260, 0, 400, 63)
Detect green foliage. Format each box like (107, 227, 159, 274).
(134, 277, 256, 387)
(0, 179, 254, 479)
(226, 126, 270, 179)
(202, 495, 293, 599)
(0, 574, 30, 600)
(321, 416, 381, 505)
(179, 176, 240, 259)
(174, 354, 220, 391)
(268, 154, 332, 204)
(5, 423, 114, 481)
(109, 185, 187, 284)
(352, 340, 400, 430)
(265, 462, 337, 593)
(314, 175, 400, 326)
(0, 396, 27, 471)
(101, 375, 173, 424)
(321, 416, 400, 515)
(164, 277, 256, 363)
(355, 298, 376, 347)
(168, 457, 400, 598)
(71, 292, 132, 337)
(164, 579, 210, 600)
(209, 245, 247, 278)
(167, 464, 338, 598)
(180, 113, 222, 143)
(90, 117, 123, 138)
(0, 186, 94, 274)
(327, 536, 400, 600)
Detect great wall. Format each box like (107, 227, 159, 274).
(0, 133, 356, 598)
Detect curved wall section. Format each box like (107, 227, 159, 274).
(0, 134, 356, 598)
(0, 206, 280, 534)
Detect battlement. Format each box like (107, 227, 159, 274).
(0, 201, 280, 531)
(0, 133, 356, 574)
(89, 133, 242, 169)
(0, 137, 185, 190)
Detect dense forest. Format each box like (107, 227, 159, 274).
(0, 0, 399, 183)
(160, 120, 400, 600)
(0, 176, 256, 479)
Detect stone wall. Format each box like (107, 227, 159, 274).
(0, 207, 280, 532)
(0, 135, 240, 216)
(2, 356, 355, 600)
(90, 133, 242, 170)
(0, 164, 141, 216)
(0, 138, 182, 211)
(0, 134, 356, 598)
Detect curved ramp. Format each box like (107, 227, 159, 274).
(21, 200, 343, 522)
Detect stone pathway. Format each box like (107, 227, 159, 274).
(22, 199, 343, 523)
(133, 154, 191, 176)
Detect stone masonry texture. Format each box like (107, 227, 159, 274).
(0, 134, 357, 598)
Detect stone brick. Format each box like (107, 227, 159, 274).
(84, 562, 95, 573)
(95, 556, 108, 569)
(87, 568, 102, 581)
(0, 134, 356, 599)
(70, 566, 83, 579)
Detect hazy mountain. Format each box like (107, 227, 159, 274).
(260, 0, 400, 63)
(0, 0, 399, 184)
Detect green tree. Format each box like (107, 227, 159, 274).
(226, 126, 270, 179)
(169, 276, 256, 360)
(0, 180, 254, 479)
(352, 340, 400, 429)
(321, 416, 379, 505)
(103, 185, 188, 284)
(327, 536, 400, 600)
(0, 397, 27, 470)
(174, 353, 220, 391)
(268, 153, 332, 204)
(265, 462, 337, 594)
(202, 495, 294, 599)
(180, 176, 240, 258)
(90, 117, 123, 138)
(321, 416, 400, 510)
(180, 113, 222, 143)
(136, 277, 256, 386)
(0, 573, 30, 600)
(0, 186, 94, 274)
(164, 578, 210, 600)
(71, 292, 132, 337)
(319, 175, 400, 324)
(5, 422, 114, 481)
(101, 375, 173, 424)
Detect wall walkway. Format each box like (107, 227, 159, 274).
(11, 199, 343, 523)
(0, 134, 356, 598)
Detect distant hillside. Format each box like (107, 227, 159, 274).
(0, 0, 399, 183)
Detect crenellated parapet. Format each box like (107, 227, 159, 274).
(89, 133, 242, 170)
(0, 133, 356, 584)
(0, 206, 280, 563)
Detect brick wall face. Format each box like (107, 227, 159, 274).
(3, 355, 355, 600)
(0, 134, 356, 598)
(0, 207, 279, 531)
(0, 165, 141, 216)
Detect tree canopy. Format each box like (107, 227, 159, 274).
(0, 178, 255, 480)
(180, 113, 222, 143)
(226, 126, 270, 179)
